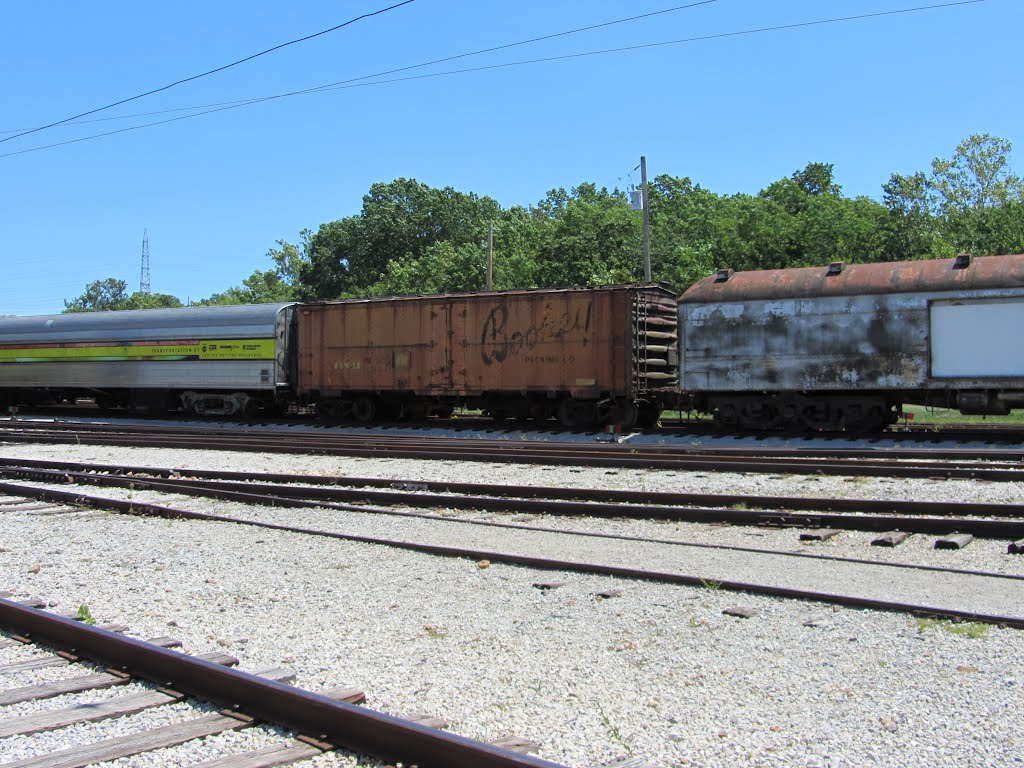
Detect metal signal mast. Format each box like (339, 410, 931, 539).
(140, 229, 151, 295)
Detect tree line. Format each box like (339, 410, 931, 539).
(64, 133, 1024, 312)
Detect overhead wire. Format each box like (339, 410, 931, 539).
(0, 0, 986, 161)
(0, 1, 718, 135)
(0, 0, 417, 145)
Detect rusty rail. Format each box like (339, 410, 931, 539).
(3, 422, 1024, 479)
(3, 481, 1023, 629)
(0, 598, 566, 768)
(4, 462, 1024, 540)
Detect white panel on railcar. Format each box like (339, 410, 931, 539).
(930, 298, 1024, 377)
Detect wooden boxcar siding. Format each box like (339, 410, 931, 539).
(680, 288, 1024, 394)
(298, 288, 636, 398)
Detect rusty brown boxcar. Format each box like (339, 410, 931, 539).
(679, 253, 1024, 431)
(296, 285, 678, 427)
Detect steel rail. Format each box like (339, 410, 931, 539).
(9, 417, 1024, 463)
(2, 481, 1022, 629)
(7, 469, 1023, 585)
(0, 599, 565, 768)
(5, 465, 1024, 540)
(6, 456, 1024, 518)
(4, 424, 1024, 479)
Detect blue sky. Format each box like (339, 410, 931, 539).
(2, 0, 1020, 315)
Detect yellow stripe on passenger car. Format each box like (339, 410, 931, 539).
(0, 339, 275, 363)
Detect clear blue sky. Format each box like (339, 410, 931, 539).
(2, 0, 1020, 315)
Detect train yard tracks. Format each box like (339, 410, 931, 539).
(0, 597, 574, 768)
(3, 419, 1024, 766)
(2, 457, 1024, 541)
(3, 419, 1024, 480)
(2, 459, 1022, 629)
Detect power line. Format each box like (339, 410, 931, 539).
(0, 0, 985, 160)
(0, 1, 718, 135)
(0, 0, 417, 146)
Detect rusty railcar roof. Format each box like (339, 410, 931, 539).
(679, 254, 1024, 303)
(302, 283, 676, 307)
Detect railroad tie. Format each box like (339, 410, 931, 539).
(185, 684, 368, 768)
(799, 529, 842, 542)
(934, 533, 975, 550)
(722, 607, 759, 619)
(0, 711, 256, 768)
(0, 640, 228, 707)
(592, 758, 660, 768)
(0, 667, 295, 740)
(871, 531, 911, 547)
(189, 741, 323, 768)
(489, 735, 542, 754)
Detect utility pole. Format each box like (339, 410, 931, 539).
(640, 156, 651, 283)
(486, 223, 494, 290)
(140, 229, 151, 295)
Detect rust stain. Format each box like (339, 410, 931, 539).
(681, 254, 1024, 303)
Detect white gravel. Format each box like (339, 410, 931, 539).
(1, 441, 1023, 768)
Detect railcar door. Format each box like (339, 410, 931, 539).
(426, 299, 453, 394)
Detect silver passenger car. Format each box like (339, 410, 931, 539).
(0, 303, 296, 415)
(678, 253, 1024, 431)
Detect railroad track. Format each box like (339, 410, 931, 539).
(3, 458, 1024, 542)
(12, 407, 1024, 444)
(3, 421, 1024, 479)
(1, 597, 619, 768)
(2, 472, 1022, 629)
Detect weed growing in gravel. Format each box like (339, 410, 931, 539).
(699, 578, 723, 591)
(596, 701, 630, 752)
(77, 604, 96, 625)
(916, 619, 990, 639)
(423, 624, 446, 640)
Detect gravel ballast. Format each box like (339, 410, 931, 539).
(1, 442, 1023, 768)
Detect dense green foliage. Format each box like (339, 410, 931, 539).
(63, 134, 1024, 312)
(63, 277, 183, 312)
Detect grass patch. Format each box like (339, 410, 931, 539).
(901, 405, 1024, 426)
(916, 618, 990, 639)
(422, 624, 446, 640)
(76, 604, 96, 625)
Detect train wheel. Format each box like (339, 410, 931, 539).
(352, 395, 377, 423)
(315, 401, 340, 422)
(602, 399, 637, 427)
(635, 401, 661, 428)
(557, 399, 597, 428)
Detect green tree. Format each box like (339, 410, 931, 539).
(197, 269, 294, 305)
(369, 241, 487, 296)
(648, 175, 723, 290)
(121, 292, 183, 310)
(297, 179, 502, 299)
(882, 134, 1024, 258)
(881, 171, 937, 259)
(63, 278, 129, 312)
(490, 206, 541, 289)
(266, 234, 310, 287)
(532, 183, 643, 287)
(298, 216, 362, 300)
(929, 133, 1024, 215)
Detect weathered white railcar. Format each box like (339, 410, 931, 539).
(0, 303, 296, 415)
(678, 253, 1024, 431)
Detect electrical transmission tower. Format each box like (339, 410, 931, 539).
(140, 229, 151, 295)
